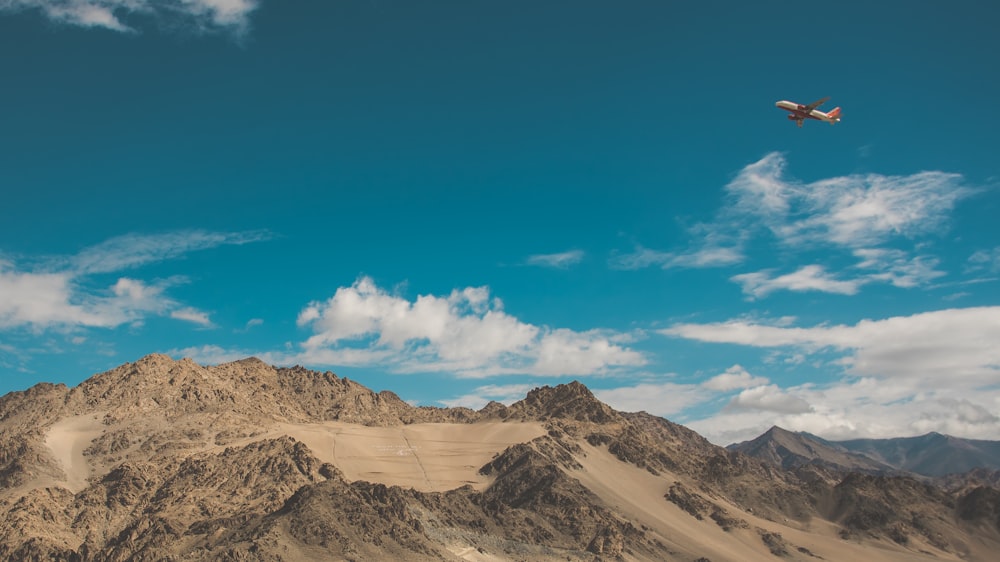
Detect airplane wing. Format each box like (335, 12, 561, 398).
(802, 96, 830, 111)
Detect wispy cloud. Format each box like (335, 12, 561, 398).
(525, 250, 584, 269)
(67, 230, 271, 275)
(169, 307, 213, 327)
(968, 247, 1000, 273)
(610, 243, 743, 271)
(853, 248, 946, 288)
(732, 265, 862, 299)
(0, 0, 260, 33)
(616, 153, 971, 297)
(293, 276, 646, 378)
(726, 152, 971, 248)
(0, 230, 265, 332)
(729, 249, 949, 300)
(663, 306, 1000, 383)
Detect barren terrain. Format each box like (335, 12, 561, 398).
(2, 354, 998, 561)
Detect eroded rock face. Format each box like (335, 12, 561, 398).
(1, 354, 999, 561)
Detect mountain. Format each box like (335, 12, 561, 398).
(730, 426, 1000, 478)
(1, 355, 998, 561)
(726, 426, 895, 474)
(836, 433, 1000, 477)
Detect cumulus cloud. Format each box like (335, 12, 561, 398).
(295, 276, 646, 377)
(525, 250, 584, 269)
(0, 0, 260, 33)
(0, 230, 264, 332)
(724, 384, 812, 415)
(702, 364, 769, 391)
(663, 307, 1000, 383)
(0, 265, 172, 330)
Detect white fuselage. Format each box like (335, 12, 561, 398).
(775, 100, 838, 123)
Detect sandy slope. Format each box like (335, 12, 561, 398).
(39, 417, 544, 496)
(570, 442, 959, 562)
(43, 413, 105, 493)
(277, 421, 547, 492)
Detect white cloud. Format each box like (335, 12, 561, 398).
(725, 384, 812, 415)
(168, 344, 256, 365)
(687, 377, 1000, 446)
(968, 247, 1000, 273)
(702, 364, 769, 391)
(730, 251, 948, 299)
(663, 307, 1000, 383)
(0, 0, 260, 33)
(609, 245, 674, 270)
(526, 250, 584, 269)
(0, 230, 264, 332)
(295, 276, 646, 377)
(1, 266, 96, 329)
(610, 243, 743, 270)
(68, 230, 270, 275)
(614, 154, 969, 283)
(0, 265, 172, 330)
(853, 248, 946, 288)
(593, 382, 709, 417)
(727, 152, 971, 248)
(170, 307, 213, 327)
(439, 383, 540, 410)
(726, 152, 794, 219)
(732, 265, 862, 299)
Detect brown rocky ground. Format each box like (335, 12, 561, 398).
(1, 354, 999, 561)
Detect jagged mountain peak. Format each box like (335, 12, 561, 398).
(506, 380, 621, 424)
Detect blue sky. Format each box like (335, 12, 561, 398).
(1, 0, 998, 445)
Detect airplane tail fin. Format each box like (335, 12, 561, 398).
(827, 107, 842, 123)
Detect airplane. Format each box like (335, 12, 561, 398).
(775, 97, 842, 127)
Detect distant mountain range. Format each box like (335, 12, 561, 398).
(729, 426, 1000, 478)
(1, 355, 999, 560)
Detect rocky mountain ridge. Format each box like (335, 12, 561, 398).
(2, 355, 999, 561)
(729, 426, 1000, 478)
